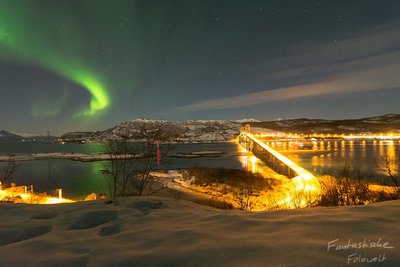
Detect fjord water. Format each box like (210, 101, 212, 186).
(269, 139, 400, 180)
(0, 142, 243, 199)
(0, 140, 399, 199)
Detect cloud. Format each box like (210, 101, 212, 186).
(179, 21, 400, 111)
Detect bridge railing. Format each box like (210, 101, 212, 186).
(240, 133, 316, 181)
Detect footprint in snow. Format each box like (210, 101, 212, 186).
(98, 223, 122, 236)
(0, 225, 53, 246)
(68, 210, 118, 230)
(127, 200, 164, 215)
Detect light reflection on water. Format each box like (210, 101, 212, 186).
(269, 140, 399, 179)
(237, 144, 276, 177)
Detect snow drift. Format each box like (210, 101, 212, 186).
(0, 197, 398, 266)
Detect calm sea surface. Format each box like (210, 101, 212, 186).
(0, 140, 398, 198)
(0, 142, 243, 198)
(268, 139, 400, 179)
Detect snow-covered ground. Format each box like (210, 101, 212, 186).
(0, 197, 398, 266)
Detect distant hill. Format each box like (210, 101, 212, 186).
(0, 130, 57, 143)
(247, 114, 400, 134)
(0, 130, 25, 142)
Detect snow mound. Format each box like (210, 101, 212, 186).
(0, 197, 399, 266)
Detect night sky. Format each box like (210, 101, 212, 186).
(1, 0, 400, 135)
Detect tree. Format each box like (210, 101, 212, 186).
(101, 121, 181, 197)
(318, 166, 372, 206)
(1, 156, 18, 186)
(377, 156, 400, 187)
(376, 156, 400, 197)
(235, 183, 256, 211)
(101, 140, 138, 197)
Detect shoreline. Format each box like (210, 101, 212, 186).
(0, 151, 227, 162)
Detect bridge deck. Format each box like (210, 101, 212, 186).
(244, 133, 316, 181)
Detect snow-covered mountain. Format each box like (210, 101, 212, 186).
(58, 114, 400, 143)
(231, 118, 260, 123)
(61, 119, 242, 143)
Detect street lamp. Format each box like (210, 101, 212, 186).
(56, 188, 62, 199)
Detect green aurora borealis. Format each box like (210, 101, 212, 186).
(1, 1, 400, 134)
(0, 1, 109, 117)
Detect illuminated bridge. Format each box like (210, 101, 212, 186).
(239, 125, 320, 208)
(239, 125, 316, 181)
